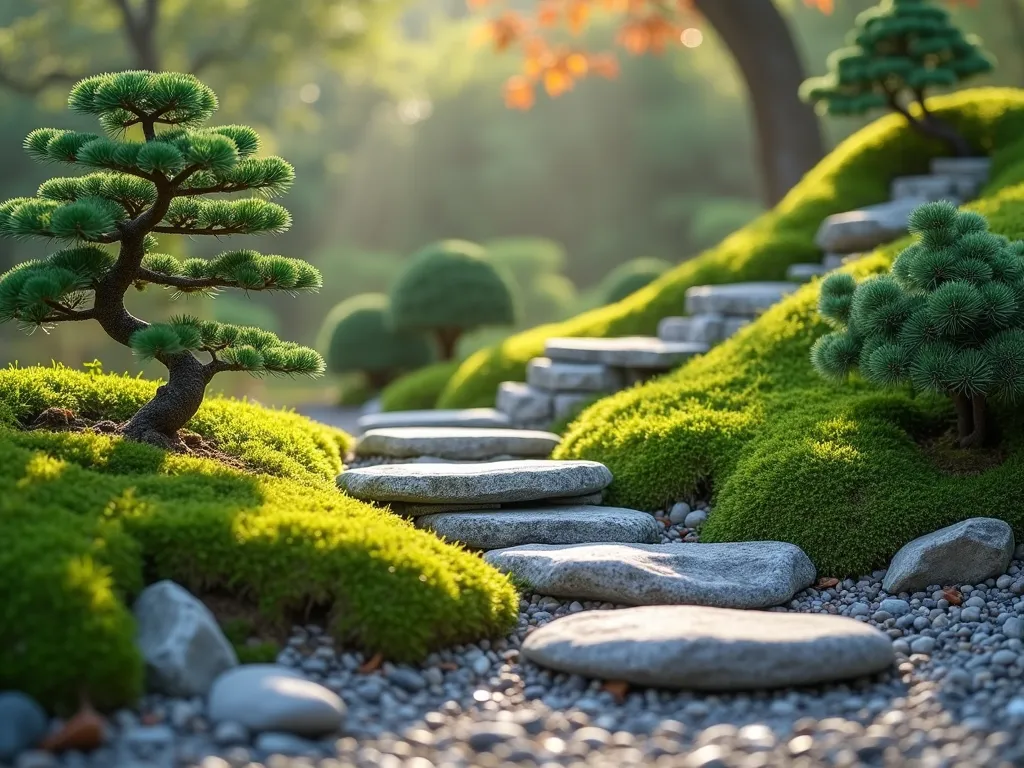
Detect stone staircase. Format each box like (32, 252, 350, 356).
(786, 156, 992, 283)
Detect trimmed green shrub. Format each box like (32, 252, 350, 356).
(0, 72, 326, 445)
(389, 240, 516, 361)
(599, 258, 673, 305)
(812, 202, 1024, 448)
(438, 89, 1024, 409)
(485, 238, 577, 326)
(318, 293, 435, 390)
(0, 365, 518, 712)
(380, 360, 462, 412)
(800, 0, 994, 155)
(555, 118, 1024, 577)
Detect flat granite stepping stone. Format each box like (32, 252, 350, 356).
(415, 506, 662, 550)
(527, 357, 624, 393)
(356, 408, 510, 433)
(338, 459, 613, 505)
(496, 382, 554, 425)
(484, 542, 815, 609)
(355, 427, 560, 461)
(815, 198, 920, 254)
(544, 337, 707, 369)
(684, 282, 797, 317)
(388, 491, 605, 517)
(521, 605, 894, 691)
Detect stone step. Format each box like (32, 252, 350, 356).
(786, 263, 828, 283)
(357, 408, 510, 434)
(526, 357, 623, 393)
(656, 314, 750, 345)
(815, 197, 921, 254)
(890, 173, 975, 202)
(496, 382, 552, 426)
(821, 252, 853, 270)
(930, 156, 991, 182)
(683, 282, 797, 317)
(484, 541, 815, 609)
(521, 605, 895, 691)
(354, 427, 561, 461)
(543, 337, 708, 369)
(388, 490, 604, 517)
(415, 505, 662, 550)
(337, 459, 613, 505)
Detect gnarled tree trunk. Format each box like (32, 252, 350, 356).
(694, 0, 826, 206)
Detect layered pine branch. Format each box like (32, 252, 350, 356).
(0, 71, 324, 380)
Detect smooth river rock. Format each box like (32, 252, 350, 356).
(354, 427, 560, 461)
(208, 665, 345, 736)
(521, 605, 895, 690)
(543, 337, 708, 369)
(338, 459, 613, 505)
(356, 408, 510, 433)
(415, 506, 662, 550)
(883, 517, 1014, 595)
(484, 542, 815, 609)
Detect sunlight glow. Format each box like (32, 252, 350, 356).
(681, 28, 704, 48)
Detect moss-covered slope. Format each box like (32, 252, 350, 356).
(555, 94, 1024, 579)
(439, 89, 1024, 409)
(1, 366, 518, 712)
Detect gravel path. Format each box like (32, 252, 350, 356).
(41, 501, 1024, 768)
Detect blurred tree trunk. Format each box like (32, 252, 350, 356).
(694, 0, 826, 206)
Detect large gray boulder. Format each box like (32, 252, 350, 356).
(543, 337, 707, 369)
(357, 408, 510, 433)
(133, 580, 238, 697)
(207, 665, 345, 736)
(415, 506, 662, 550)
(522, 605, 894, 690)
(355, 427, 560, 461)
(338, 459, 613, 505)
(882, 518, 1014, 594)
(484, 542, 815, 609)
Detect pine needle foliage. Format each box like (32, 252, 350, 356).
(0, 71, 325, 443)
(812, 201, 1024, 447)
(800, 0, 994, 155)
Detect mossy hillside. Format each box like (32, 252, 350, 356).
(555, 137, 1024, 578)
(380, 360, 462, 412)
(1, 367, 518, 712)
(439, 89, 1024, 409)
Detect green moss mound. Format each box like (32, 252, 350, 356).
(555, 95, 1024, 578)
(439, 89, 1024, 409)
(380, 360, 462, 412)
(1, 366, 518, 712)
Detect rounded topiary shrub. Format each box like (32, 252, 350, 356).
(389, 240, 516, 360)
(319, 293, 435, 390)
(599, 258, 672, 305)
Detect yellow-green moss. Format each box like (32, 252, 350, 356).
(439, 89, 1024, 409)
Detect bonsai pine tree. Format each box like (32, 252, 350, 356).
(389, 240, 516, 360)
(799, 0, 994, 156)
(319, 293, 435, 390)
(0, 71, 325, 446)
(812, 201, 1024, 449)
(599, 258, 672, 305)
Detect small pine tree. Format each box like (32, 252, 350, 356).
(599, 258, 672, 305)
(800, 0, 994, 156)
(0, 71, 325, 446)
(318, 293, 435, 390)
(389, 240, 516, 360)
(811, 201, 1024, 449)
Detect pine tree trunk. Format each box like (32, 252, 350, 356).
(366, 369, 394, 391)
(953, 392, 973, 444)
(122, 352, 212, 445)
(435, 328, 462, 361)
(915, 113, 973, 157)
(952, 392, 989, 448)
(693, 0, 826, 205)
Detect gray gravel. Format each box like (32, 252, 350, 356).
(52, 500, 1024, 768)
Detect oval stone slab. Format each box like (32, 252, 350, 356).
(356, 408, 510, 433)
(416, 506, 662, 550)
(522, 605, 894, 691)
(355, 427, 561, 461)
(484, 542, 815, 609)
(337, 460, 613, 505)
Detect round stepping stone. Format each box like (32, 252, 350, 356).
(484, 542, 815, 609)
(337, 459, 613, 505)
(356, 408, 510, 433)
(415, 506, 662, 550)
(354, 427, 560, 461)
(543, 337, 707, 369)
(522, 605, 894, 691)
